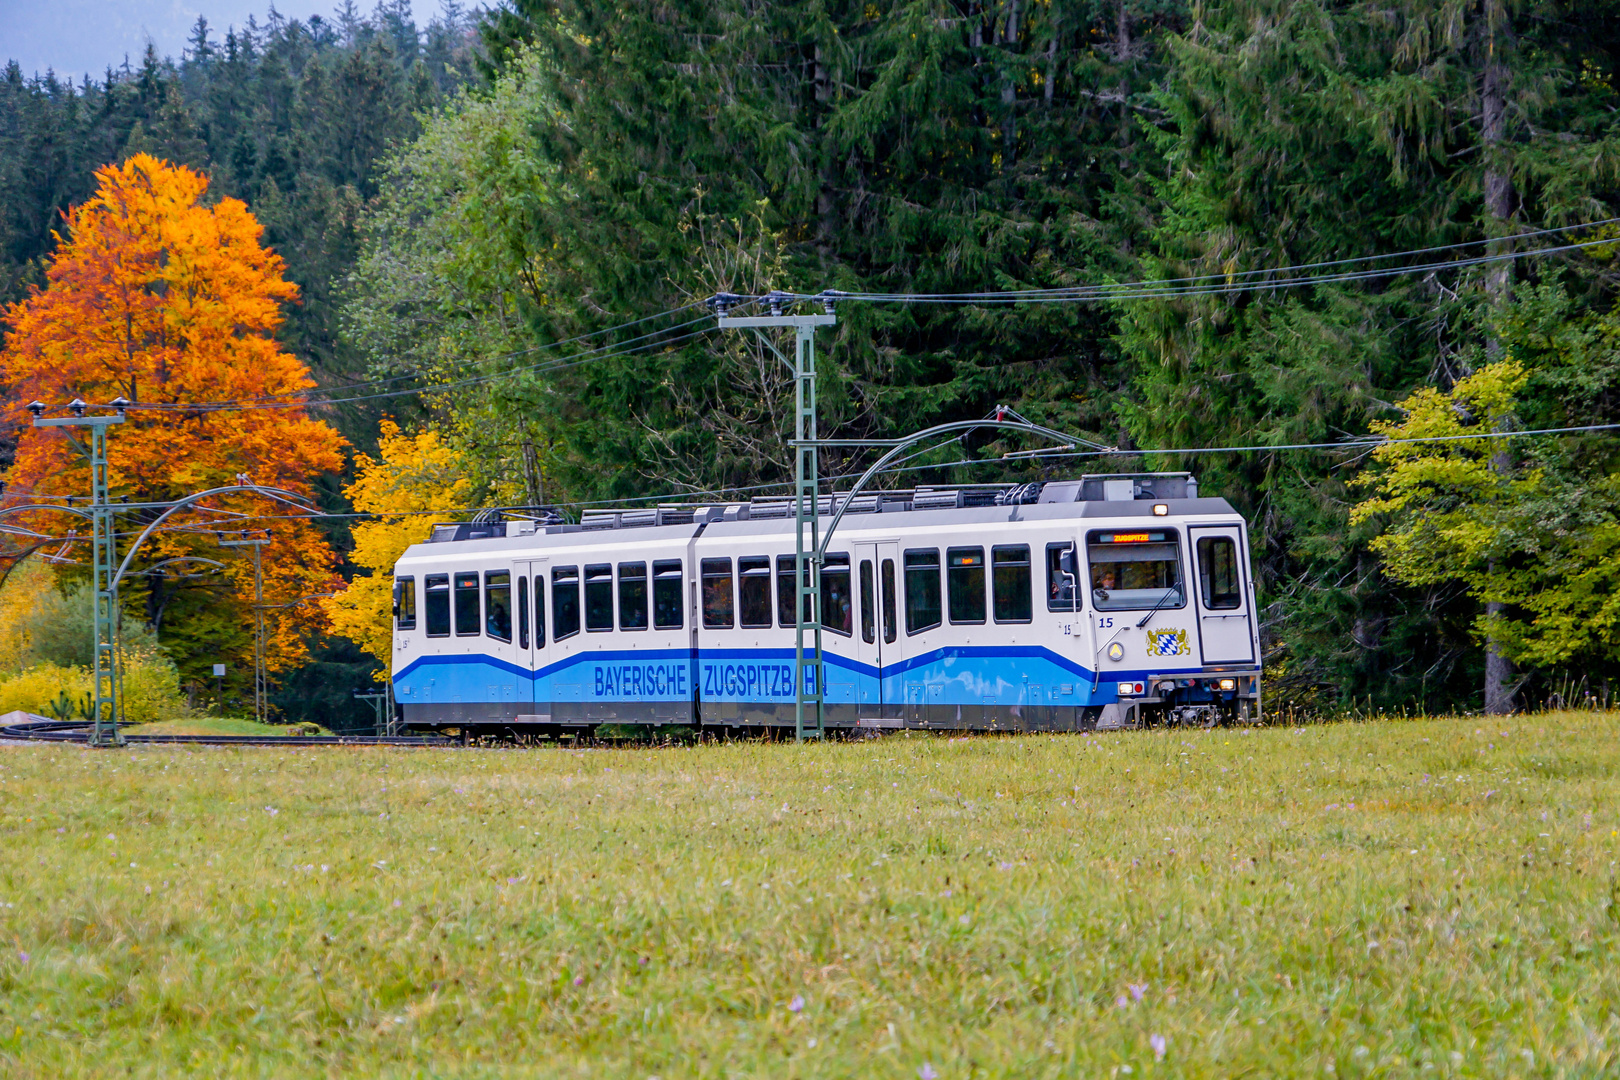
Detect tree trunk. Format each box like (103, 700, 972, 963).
(1479, 6, 1516, 714)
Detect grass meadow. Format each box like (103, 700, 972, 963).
(0, 713, 1617, 1078)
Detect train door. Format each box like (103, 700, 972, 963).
(512, 559, 547, 716)
(1188, 525, 1255, 665)
(854, 541, 899, 725)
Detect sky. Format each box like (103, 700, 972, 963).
(0, 1, 435, 81)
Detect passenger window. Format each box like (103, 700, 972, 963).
(859, 560, 875, 643)
(653, 559, 683, 629)
(776, 555, 810, 625)
(552, 566, 579, 641)
(534, 574, 546, 648)
(702, 558, 734, 628)
(619, 562, 648, 630)
(881, 558, 897, 644)
(992, 545, 1032, 623)
(485, 571, 512, 642)
(821, 553, 852, 636)
(394, 576, 416, 631)
(454, 572, 481, 636)
(903, 549, 941, 635)
(1046, 543, 1078, 612)
(424, 574, 450, 637)
(585, 564, 614, 631)
(517, 576, 529, 649)
(739, 556, 772, 628)
(947, 547, 985, 624)
(1197, 536, 1242, 610)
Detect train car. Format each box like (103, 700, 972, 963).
(389, 473, 1261, 736)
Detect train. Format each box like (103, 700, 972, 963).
(389, 472, 1261, 737)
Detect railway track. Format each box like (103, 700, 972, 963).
(0, 719, 450, 747)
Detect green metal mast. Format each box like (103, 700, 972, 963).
(29, 397, 128, 747)
(714, 292, 837, 742)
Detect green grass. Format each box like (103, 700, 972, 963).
(120, 716, 330, 737)
(1, 713, 1617, 1078)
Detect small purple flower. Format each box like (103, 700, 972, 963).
(573, 976, 584, 987)
(17, 951, 28, 963)
(918, 1065, 939, 1080)
(1151, 1033, 1167, 1061)
(1115, 995, 1128, 1008)
(789, 994, 805, 1013)
(1128, 982, 1147, 1002)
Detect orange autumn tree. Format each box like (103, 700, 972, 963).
(0, 154, 347, 687)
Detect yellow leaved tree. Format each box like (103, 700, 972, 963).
(323, 421, 474, 672)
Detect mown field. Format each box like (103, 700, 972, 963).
(0, 714, 1617, 1078)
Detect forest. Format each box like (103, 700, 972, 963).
(1, 0, 1618, 725)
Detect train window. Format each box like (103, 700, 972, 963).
(454, 572, 481, 636)
(992, 546, 1032, 623)
(534, 574, 547, 648)
(881, 558, 897, 644)
(859, 560, 875, 643)
(485, 571, 512, 642)
(947, 547, 986, 624)
(394, 576, 416, 631)
(1086, 530, 1185, 612)
(585, 564, 614, 631)
(517, 576, 529, 649)
(1197, 536, 1242, 610)
(776, 555, 810, 625)
(653, 560, 683, 629)
(1046, 544, 1078, 612)
(702, 558, 734, 628)
(552, 566, 580, 641)
(424, 574, 450, 637)
(739, 556, 772, 628)
(822, 553, 852, 636)
(904, 549, 941, 635)
(618, 562, 648, 631)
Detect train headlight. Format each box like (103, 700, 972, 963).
(1106, 642, 1125, 662)
(1217, 678, 1236, 691)
(1152, 503, 1169, 516)
(1117, 681, 1145, 697)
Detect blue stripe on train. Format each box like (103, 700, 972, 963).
(394, 645, 1210, 709)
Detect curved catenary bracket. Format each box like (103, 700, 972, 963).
(112, 485, 311, 591)
(0, 503, 94, 520)
(816, 416, 1113, 560)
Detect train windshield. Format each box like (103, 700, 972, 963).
(1086, 529, 1185, 612)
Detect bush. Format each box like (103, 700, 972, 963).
(0, 651, 188, 724)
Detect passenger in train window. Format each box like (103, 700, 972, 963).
(485, 571, 512, 642)
(1046, 544, 1078, 612)
(702, 558, 734, 628)
(821, 554, 852, 635)
(653, 559, 683, 629)
(424, 574, 450, 637)
(454, 572, 481, 635)
(776, 555, 809, 625)
(552, 566, 580, 640)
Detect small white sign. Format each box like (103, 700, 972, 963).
(212, 664, 226, 677)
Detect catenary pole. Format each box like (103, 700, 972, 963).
(713, 292, 838, 743)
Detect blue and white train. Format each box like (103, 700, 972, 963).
(389, 473, 1261, 736)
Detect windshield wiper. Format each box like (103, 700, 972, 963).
(1135, 579, 1185, 628)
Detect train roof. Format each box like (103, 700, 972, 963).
(398, 474, 1243, 563)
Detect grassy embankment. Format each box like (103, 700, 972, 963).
(0, 713, 1616, 1077)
